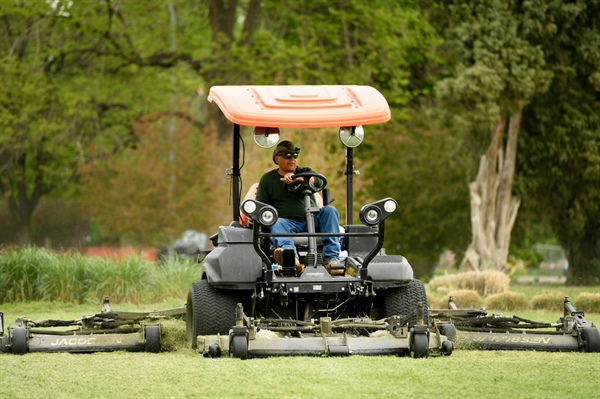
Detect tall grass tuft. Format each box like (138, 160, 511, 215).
(574, 292, 600, 313)
(486, 291, 529, 312)
(428, 270, 510, 296)
(149, 259, 201, 303)
(38, 251, 97, 303)
(446, 289, 482, 309)
(531, 290, 566, 312)
(0, 246, 55, 302)
(0, 246, 201, 305)
(91, 257, 153, 304)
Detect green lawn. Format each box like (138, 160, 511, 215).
(1, 299, 599, 399)
(1, 344, 598, 398)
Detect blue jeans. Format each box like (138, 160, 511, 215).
(270, 205, 341, 262)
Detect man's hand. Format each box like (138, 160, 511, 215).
(281, 173, 305, 184)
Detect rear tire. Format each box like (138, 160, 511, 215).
(186, 280, 238, 348)
(383, 279, 429, 328)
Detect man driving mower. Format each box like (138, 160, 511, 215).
(256, 140, 343, 276)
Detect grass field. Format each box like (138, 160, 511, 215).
(1, 248, 599, 398)
(1, 298, 599, 399)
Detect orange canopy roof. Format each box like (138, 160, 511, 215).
(206, 85, 391, 128)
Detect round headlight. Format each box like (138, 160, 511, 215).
(261, 209, 275, 225)
(242, 200, 256, 214)
(384, 200, 397, 213)
(365, 208, 380, 223)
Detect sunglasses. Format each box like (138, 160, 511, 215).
(278, 152, 299, 159)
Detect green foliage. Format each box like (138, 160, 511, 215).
(517, 1, 600, 285)
(435, 0, 552, 127)
(0, 247, 200, 304)
(366, 110, 473, 276)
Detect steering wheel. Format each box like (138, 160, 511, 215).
(285, 172, 328, 196)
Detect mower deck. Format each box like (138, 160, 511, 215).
(0, 297, 185, 355)
(429, 296, 600, 352)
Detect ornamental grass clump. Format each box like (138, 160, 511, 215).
(446, 289, 482, 309)
(428, 270, 509, 296)
(574, 293, 600, 313)
(531, 290, 566, 312)
(150, 258, 201, 302)
(90, 256, 154, 304)
(485, 291, 529, 312)
(38, 251, 100, 303)
(0, 246, 55, 302)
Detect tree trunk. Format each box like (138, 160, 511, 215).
(461, 111, 522, 272)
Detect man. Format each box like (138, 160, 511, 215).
(255, 140, 343, 276)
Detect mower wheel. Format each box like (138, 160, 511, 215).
(145, 325, 161, 353)
(580, 327, 600, 352)
(410, 332, 429, 358)
(186, 280, 237, 348)
(384, 279, 429, 328)
(231, 334, 248, 360)
(11, 327, 28, 355)
(441, 340, 454, 356)
(438, 323, 457, 341)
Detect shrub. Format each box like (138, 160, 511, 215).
(446, 289, 482, 309)
(574, 293, 600, 313)
(428, 270, 510, 296)
(531, 291, 566, 312)
(486, 291, 529, 312)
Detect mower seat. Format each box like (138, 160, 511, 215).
(239, 182, 340, 246)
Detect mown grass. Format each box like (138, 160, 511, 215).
(2, 248, 600, 398)
(0, 342, 598, 398)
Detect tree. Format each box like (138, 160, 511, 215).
(0, 1, 203, 245)
(433, 0, 552, 272)
(368, 111, 473, 277)
(517, 1, 600, 285)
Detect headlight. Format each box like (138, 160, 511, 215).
(359, 198, 398, 226)
(240, 199, 278, 227)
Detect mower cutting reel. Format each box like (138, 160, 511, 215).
(430, 296, 600, 353)
(0, 298, 183, 355)
(195, 302, 454, 359)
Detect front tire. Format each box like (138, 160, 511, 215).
(186, 280, 238, 348)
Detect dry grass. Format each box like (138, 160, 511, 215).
(445, 289, 482, 309)
(485, 291, 529, 312)
(574, 292, 600, 313)
(427, 294, 440, 309)
(428, 270, 510, 296)
(530, 291, 566, 312)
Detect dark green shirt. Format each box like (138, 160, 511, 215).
(256, 166, 321, 221)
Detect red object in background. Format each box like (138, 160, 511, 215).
(84, 247, 157, 261)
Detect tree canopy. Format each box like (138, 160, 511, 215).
(1, 0, 598, 283)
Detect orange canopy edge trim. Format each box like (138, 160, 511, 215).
(206, 85, 391, 128)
